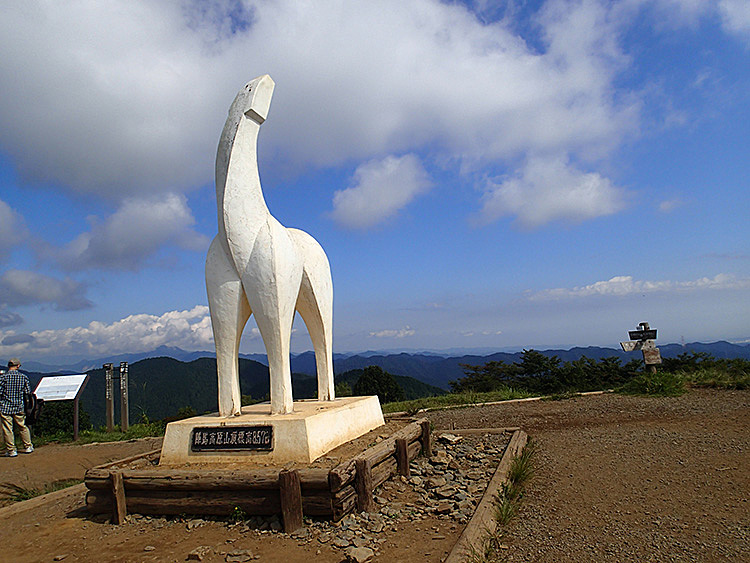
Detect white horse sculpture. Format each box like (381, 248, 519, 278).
(206, 75, 334, 416)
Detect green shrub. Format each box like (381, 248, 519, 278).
(34, 401, 92, 437)
(685, 366, 749, 390)
(617, 370, 686, 397)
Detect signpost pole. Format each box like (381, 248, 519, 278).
(621, 322, 662, 372)
(104, 363, 114, 432)
(119, 362, 129, 432)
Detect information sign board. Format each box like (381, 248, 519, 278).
(34, 374, 88, 401)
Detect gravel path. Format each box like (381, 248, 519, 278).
(427, 389, 750, 562)
(0, 389, 746, 562)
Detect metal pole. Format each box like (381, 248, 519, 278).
(119, 362, 129, 432)
(104, 363, 114, 432)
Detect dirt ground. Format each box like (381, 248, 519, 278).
(1, 389, 748, 562)
(0, 437, 164, 507)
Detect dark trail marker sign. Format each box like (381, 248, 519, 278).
(103, 362, 130, 432)
(621, 322, 661, 373)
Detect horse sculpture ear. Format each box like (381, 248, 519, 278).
(243, 74, 275, 124)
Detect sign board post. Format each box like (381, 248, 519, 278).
(119, 362, 129, 432)
(102, 361, 130, 432)
(620, 322, 661, 374)
(104, 363, 115, 432)
(34, 374, 89, 441)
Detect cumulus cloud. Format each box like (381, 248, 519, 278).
(2, 333, 34, 346)
(51, 193, 209, 270)
(1, 0, 741, 233)
(369, 326, 416, 339)
(0, 199, 28, 260)
(0, 306, 214, 358)
(0, 1, 635, 202)
(528, 273, 750, 300)
(0, 269, 92, 310)
(331, 155, 432, 229)
(477, 155, 628, 228)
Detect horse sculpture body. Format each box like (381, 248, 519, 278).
(206, 75, 334, 416)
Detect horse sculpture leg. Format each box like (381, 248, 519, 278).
(242, 221, 303, 415)
(206, 237, 251, 417)
(289, 229, 335, 401)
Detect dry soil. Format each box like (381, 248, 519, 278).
(0, 389, 747, 562)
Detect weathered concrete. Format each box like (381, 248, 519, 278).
(159, 396, 385, 465)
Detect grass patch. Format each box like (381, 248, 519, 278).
(33, 421, 166, 447)
(382, 387, 533, 414)
(541, 390, 578, 401)
(0, 479, 82, 503)
(684, 366, 750, 390)
(617, 370, 686, 397)
(467, 440, 537, 562)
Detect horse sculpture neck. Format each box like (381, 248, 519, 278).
(215, 76, 274, 246)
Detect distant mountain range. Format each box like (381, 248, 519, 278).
(15, 340, 750, 379)
(24, 357, 444, 427)
(14, 339, 750, 427)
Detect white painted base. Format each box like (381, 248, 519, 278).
(159, 396, 384, 466)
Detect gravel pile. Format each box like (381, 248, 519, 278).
(120, 431, 512, 562)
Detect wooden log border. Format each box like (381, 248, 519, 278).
(84, 418, 431, 530)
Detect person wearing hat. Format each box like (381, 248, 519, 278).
(0, 358, 34, 457)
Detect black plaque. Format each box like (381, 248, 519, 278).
(191, 425, 273, 452)
(629, 329, 657, 341)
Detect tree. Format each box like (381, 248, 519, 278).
(451, 361, 517, 392)
(353, 366, 405, 404)
(34, 401, 92, 437)
(335, 381, 353, 397)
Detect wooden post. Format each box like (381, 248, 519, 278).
(104, 363, 114, 432)
(119, 362, 129, 432)
(111, 471, 127, 524)
(354, 458, 374, 513)
(279, 469, 303, 533)
(395, 438, 410, 477)
(420, 419, 432, 457)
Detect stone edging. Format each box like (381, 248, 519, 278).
(444, 429, 529, 563)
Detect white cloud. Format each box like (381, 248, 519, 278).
(640, 0, 712, 25)
(477, 155, 628, 228)
(331, 155, 432, 229)
(658, 198, 684, 212)
(0, 305, 214, 358)
(528, 273, 750, 300)
(0, 199, 28, 260)
(0, 269, 92, 310)
(369, 326, 416, 339)
(0, 1, 636, 202)
(51, 193, 209, 270)
(719, 0, 750, 41)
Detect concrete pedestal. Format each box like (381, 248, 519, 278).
(159, 396, 384, 466)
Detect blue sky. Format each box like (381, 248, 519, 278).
(1, 0, 748, 362)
